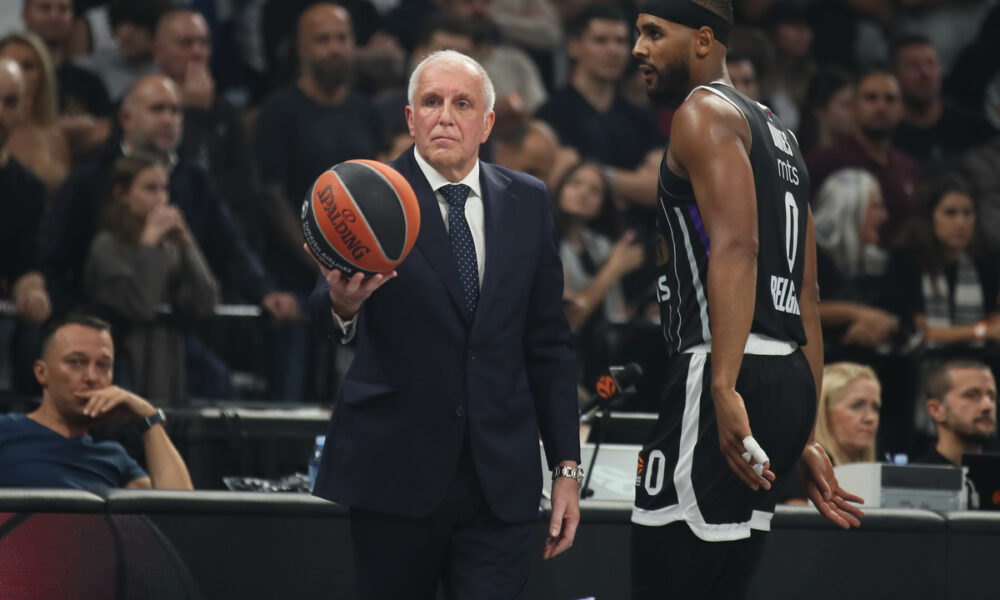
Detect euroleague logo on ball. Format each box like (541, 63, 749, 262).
(315, 184, 370, 261)
(302, 159, 420, 276)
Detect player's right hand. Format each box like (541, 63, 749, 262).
(713, 387, 774, 491)
(800, 442, 864, 529)
(304, 244, 396, 319)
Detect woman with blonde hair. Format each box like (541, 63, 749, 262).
(816, 362, 882, 465)
(0, 32, 71, 196)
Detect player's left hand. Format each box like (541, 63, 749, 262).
(800, 441, 864, 529)
(713, 388, 774, 491)
(544, 472, 580, 559)
(75, 386, 156, 423)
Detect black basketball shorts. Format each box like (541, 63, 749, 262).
(631, 345, 816, 541)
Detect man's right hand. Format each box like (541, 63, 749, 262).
(304, 244, 396, 319)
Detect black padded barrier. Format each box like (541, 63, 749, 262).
(0, 491, 997, 599)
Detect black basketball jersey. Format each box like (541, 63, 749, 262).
(653, 82, 810, 355)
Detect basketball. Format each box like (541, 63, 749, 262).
(301, 160, 421, 276)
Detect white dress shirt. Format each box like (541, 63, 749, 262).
(332, 149, 487, 340)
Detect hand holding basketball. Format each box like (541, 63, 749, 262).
(304, 244, 396, 319)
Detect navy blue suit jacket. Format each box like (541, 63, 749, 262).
(310, 147, 580, 522)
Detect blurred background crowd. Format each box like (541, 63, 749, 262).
(1, 0, 999, 462)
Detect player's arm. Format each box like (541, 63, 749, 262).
(671, 94, 771, 491)
(799, 208, 865, 528)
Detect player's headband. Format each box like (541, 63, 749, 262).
(638, 0, 731, 46)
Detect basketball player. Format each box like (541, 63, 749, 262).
(629, 2, 864, 597)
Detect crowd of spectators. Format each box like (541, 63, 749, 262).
(1, 0, 999, 461)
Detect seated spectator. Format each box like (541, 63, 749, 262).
(892, 34, 996, 176)
(816, 362, 882, 466)
(84, 154, 219, 400)
(778, 362, 881, 504)
(536, 4, 663, 210)
(725, 52, 761, 101)
(0, 315, 193, 490)
(374, 12, 475, 136)
(807, 65, 920, 247)
(813, 169, 898, 355)
(961, 127, 1000, 251)
(153, 7, 258, 230)
(21, 0, 111, 118)
(759, 1, 815, 131)
(0, 57, 49, 325)
(254, 3, 383, 295)
(75, 0, 167, 101)
(493, 119, 577, 190)
(797, 66, 854, 156)
(441, 0, 549, 127)
(915, 359, 996, 466)
(553, 161, 643, 384)
(0, 32, 71, 196)
(42, 74, 298, 327)
(0, 57, 50, 396)
(890, 175, 1000, 348)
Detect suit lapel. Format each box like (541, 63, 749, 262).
(475, 163, 514, 327)
(393, 147, 470, 322)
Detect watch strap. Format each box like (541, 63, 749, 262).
(136, 409, 166, 435)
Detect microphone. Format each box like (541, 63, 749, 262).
(580, 363, 643, 418)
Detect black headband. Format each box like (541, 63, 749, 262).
(638, 0, 732, 46)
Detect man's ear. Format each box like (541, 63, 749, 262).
(927, 397, 946, 424)
(33, 359, 47, 387)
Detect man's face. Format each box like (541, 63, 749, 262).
(894, 43, 941, 107)
(727, 59, 759, 100)
(0, 62, 25, 147)
(298, 5, 355, 93)
(853, 73, 902, 140)
(572, 18, 631, 84)
(34, 324, 114, 424)
(121, 78, 183, 154)
(633, 14, 692, 103)
(446, 0, 493, 27)
(22, 0, 73, 46)
(154, 12, 211, 82)
(939, 368, 997, 443)
(406, 59, 494, 180)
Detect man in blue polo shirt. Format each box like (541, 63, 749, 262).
(0, 315, 192, 489)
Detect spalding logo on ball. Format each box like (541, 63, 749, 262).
(302, 159, 420, 276)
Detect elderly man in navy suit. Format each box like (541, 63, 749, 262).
(306, 50, 582, 598)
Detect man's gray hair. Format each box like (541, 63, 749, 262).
(407, 50, 495, 118)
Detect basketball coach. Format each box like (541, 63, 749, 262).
(306, 50, 582, 599)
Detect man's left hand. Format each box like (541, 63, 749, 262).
(801, 441, 865, 529)
(544, 471, 580, 559)
(75, 386, 155, 422)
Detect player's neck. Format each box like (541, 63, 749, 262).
(571, 71, 616, 113)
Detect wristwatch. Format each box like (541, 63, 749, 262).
(552, 465, 585, 485)
(136, 409, 166, 435)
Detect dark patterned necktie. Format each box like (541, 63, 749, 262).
(440, 183, 479, 316)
